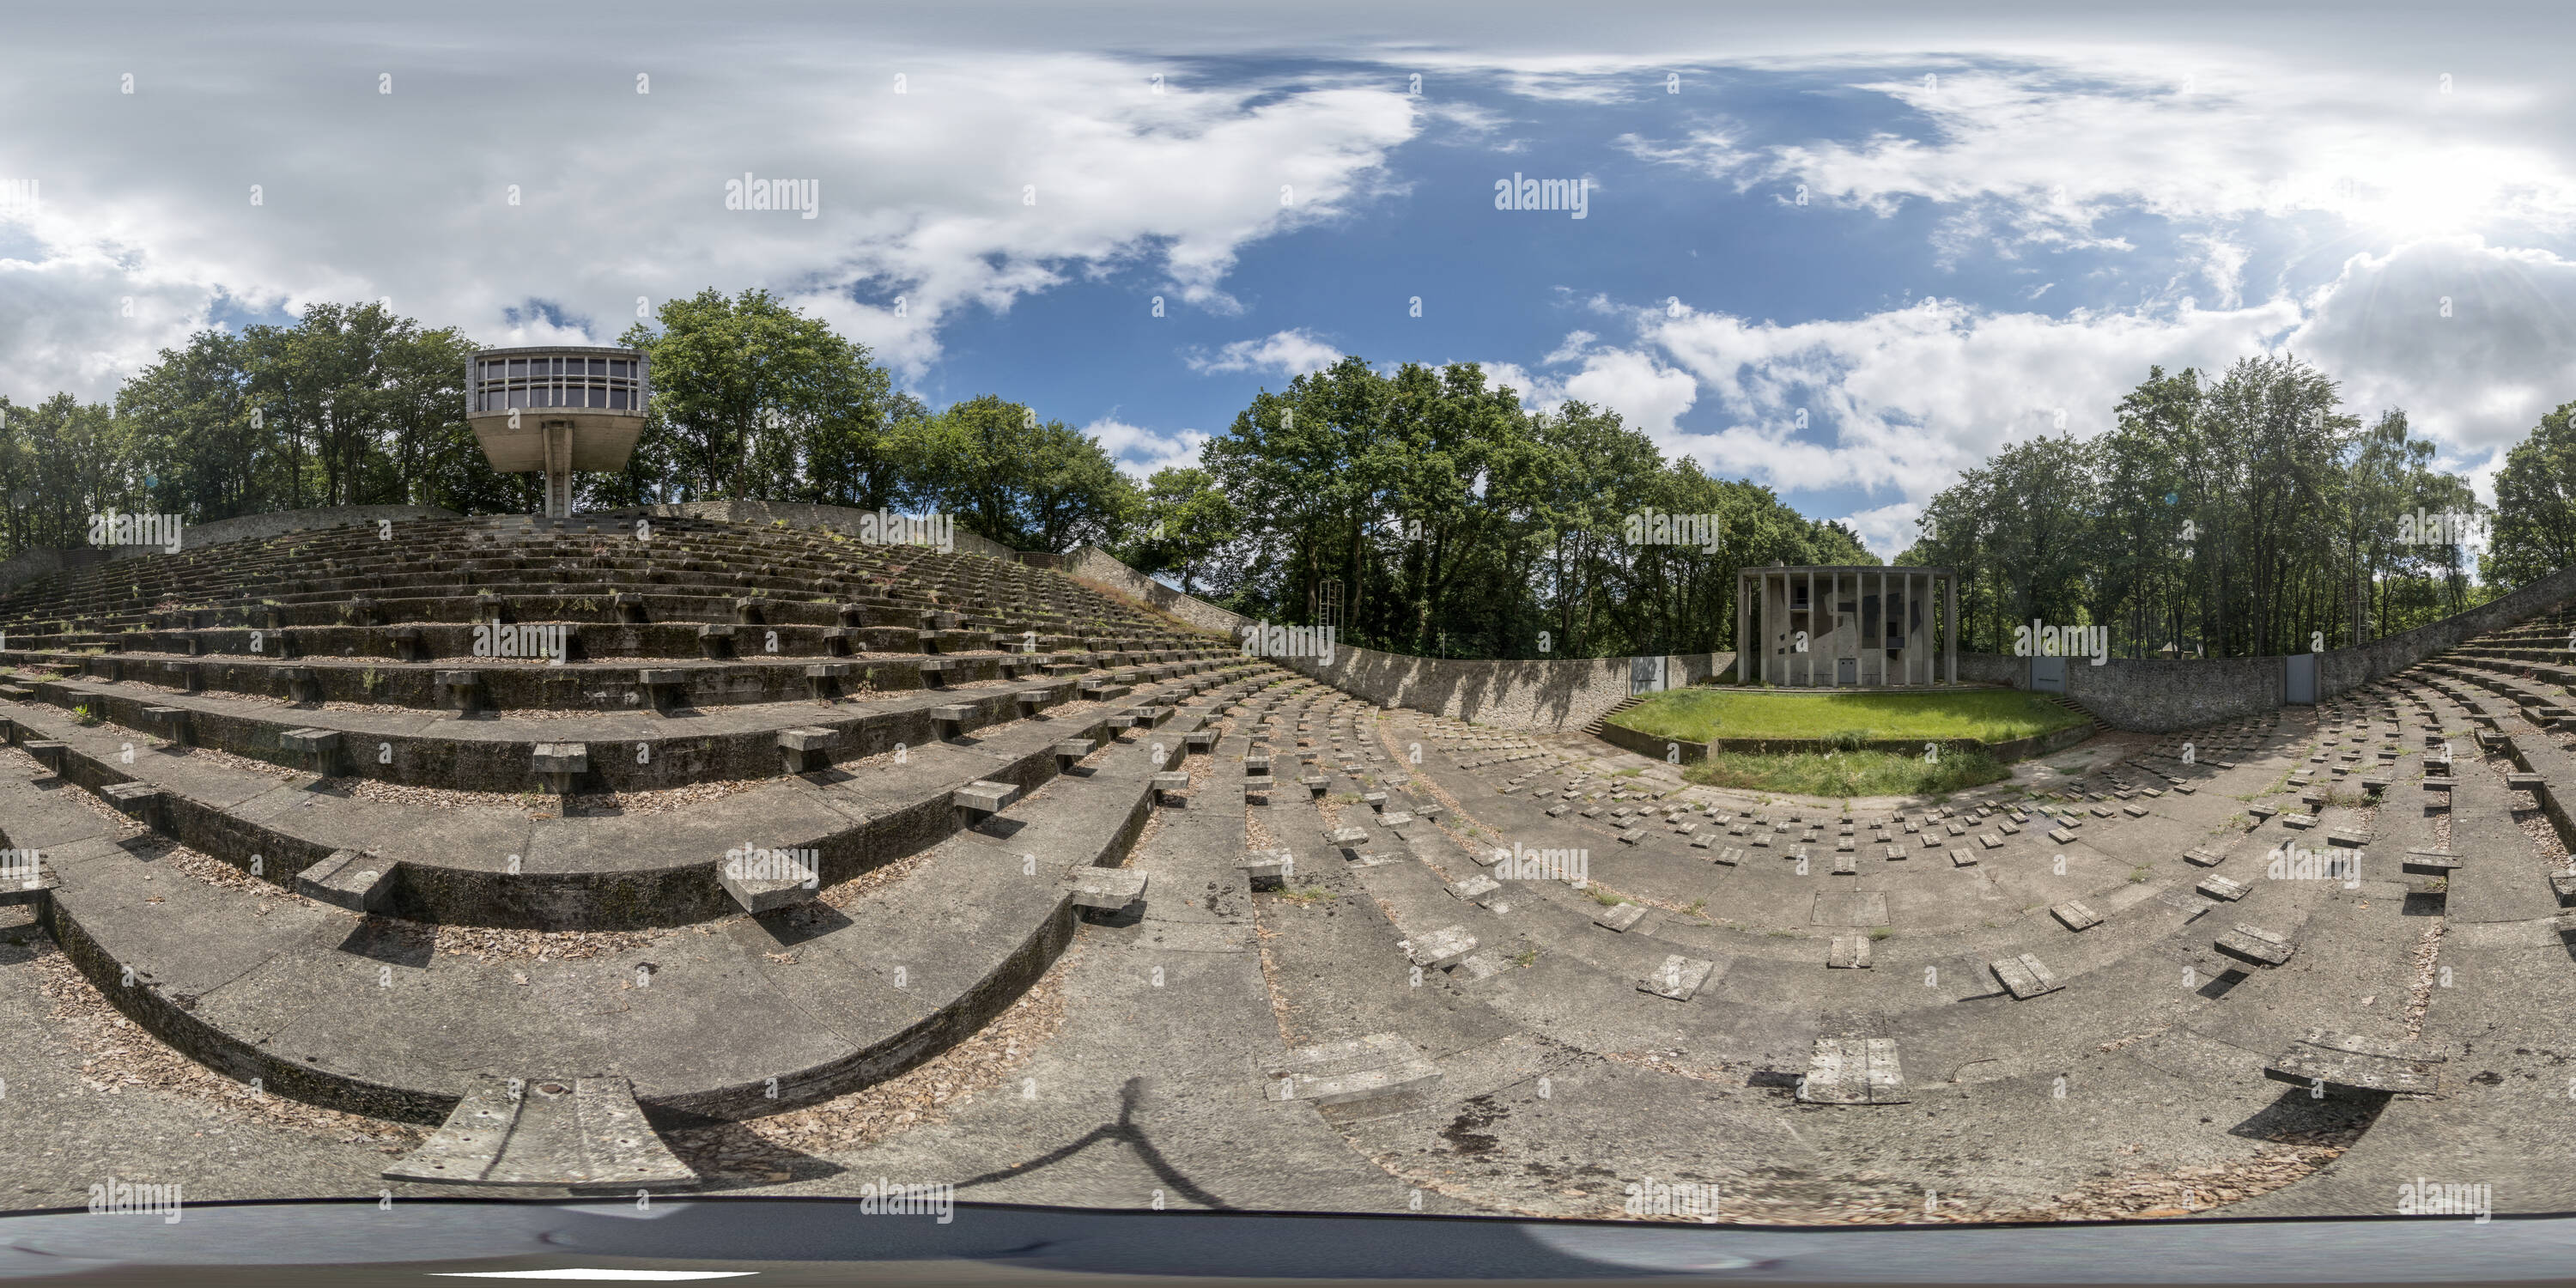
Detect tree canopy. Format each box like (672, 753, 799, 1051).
(1188, 356, 1870, 659)
(1899, 355, 2494, 656)
(9, 298, 2572, 664)
(3, 292, 1133, 557)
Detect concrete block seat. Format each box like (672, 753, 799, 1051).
(1243, 781, 1542, 1085)
(0, 706, 1194, 1134)
(0, 607, 1185, 663)
(0, 664, 1267, 793)
(1510, 817, 2201, 1009)
(0, 665, 1249, 927)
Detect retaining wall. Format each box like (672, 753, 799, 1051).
(1054, 547, 1748, 730)
(1595, 715, 2093, 767)
(1060, 547, 1252, 638)
(1959, 563, 2576, 732)
(1265, 644, 1731, 732)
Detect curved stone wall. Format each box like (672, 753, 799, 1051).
(1594, 714, 2096, 766)
(1962, 562, 2576, 732)
(1267, 641, 1733, 732)
(1060, 546, 1251, 638)
(1063, 545, 2576, 734)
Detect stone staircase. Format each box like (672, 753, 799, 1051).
(2039, 692, 2107, 737)
(1582, 690, 1654, 738)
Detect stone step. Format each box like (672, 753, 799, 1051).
(2215, 924, 2294, 966)
(0, 672, 1232, 930)
(2263, 1030, 2444, 1097)
(718, 844, 821, 914)
(1592, 902, 1648, 933)
(1403, 925, 1477, 969)
(2401, 848, 2463, 875)
(296, 848, 397, 913)
(381, 1075, 697, 1189)
(1264, 1033, 1440, 1106)
(1061, 864, 1148, 912)
(1637, 954, 1716, 1000)
(1990, 952, 2063, 999)
(1799, 1036, 1907, 1104)
(0, 848, 60, 905)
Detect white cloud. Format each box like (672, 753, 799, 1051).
(1493, 70, 1642, 105)
(1184, 328, 1343, 378)
(2285, 236, 2576, 478)
(1521, 234, 2576, 540)
(1541, 330, 1597, 364)
(487, 311, 599, 349)
(1839, 501, 1926, 560)
(1614, 127, 1753, 178)
(2178, 234, 2250, 308)
(1418, 100, 1514, 145)
(1487, 331, 1698, 436)
(1642, 295, 2304, 498)
(1554, 346, 1699, 435)
(1626, 58, 2576, 257)
(0, 42, 1419, 400)
(1084, 416, 1209, 481)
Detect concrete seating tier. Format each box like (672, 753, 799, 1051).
(0, 515, 1215, 665)
(0, 514, 1300, 1188)
(2, 671, 1104, 789)
(2, 650, 1225, 738)
(7, 562, 2572, 1210)
(0, 677, 1237, 1140)
(1224, 697, 2409, 1215)
(1, 649, 1225, 714)
(0, 664, 1266, 927)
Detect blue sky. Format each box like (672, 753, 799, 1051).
(7, 5, 2576, 558)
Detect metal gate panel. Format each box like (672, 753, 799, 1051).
(2030, 656, 2068, 694)
(2286, 653, 2317, 705)
(1630, 655, 1667, 696)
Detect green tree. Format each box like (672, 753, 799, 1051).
(2483, 400, 2576, 589)
(1125, 467, 1241, 595)
(886, 395, 1133, 551)
(617, 288, 893, 502)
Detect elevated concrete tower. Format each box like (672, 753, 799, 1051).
(465, 346, 649, 518)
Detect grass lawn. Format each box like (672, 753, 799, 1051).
(1682, 748, 2010, 799)
(1611, 688, 2087, 745)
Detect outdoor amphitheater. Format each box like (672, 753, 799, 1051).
(2, 506, 2573, 1224)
